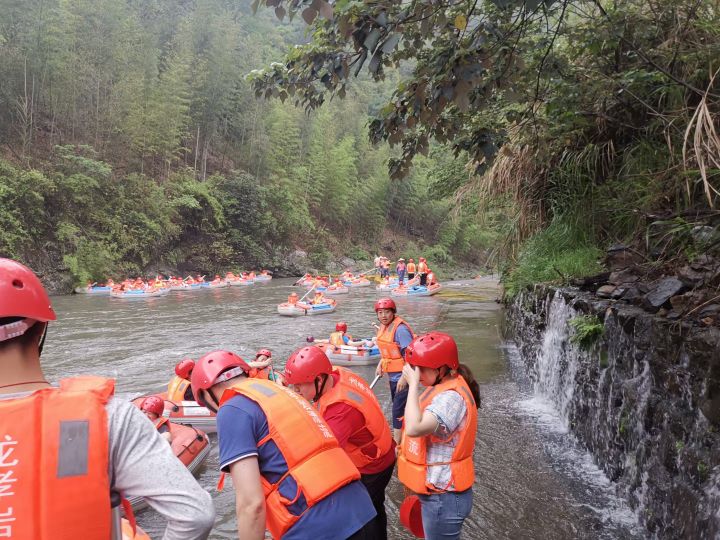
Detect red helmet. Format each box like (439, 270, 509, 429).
(283, 347, 332, 385)
(405, 332, 459, 370)
(335, 321, 347, 332)
(140, 396, 165, 416)
(174, 358, 195, 379)
(256, 348, 272, 358)
(0, 258, 56, 322)
(191, 350, 250, 405)
(374, 298, 396, 312)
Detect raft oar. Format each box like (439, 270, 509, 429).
(369, 374, 382, 390)
(298, 284, 316, 303)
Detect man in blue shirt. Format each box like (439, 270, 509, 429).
(191, 349, 377, 540)
(373, 298, 415, 443)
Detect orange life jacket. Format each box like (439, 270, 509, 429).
(376, 316, 415, 373)
(407, 263, 416, 273)
(417, 262, 428, 273)
(252, 366, 273, 380)
(316, 368, 393, 469)
(329, 331, 347, 347)
(398, 376, 477, 494)
(219, 379, 360, 538)
(167, 376, 191, 402)
(0, 376, 114, 539)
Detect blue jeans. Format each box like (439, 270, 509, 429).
(397, 270, 406, 283)
(388, 373, 408, 429)
(419, 489, 473, 540)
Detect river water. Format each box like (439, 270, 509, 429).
(45, 277, 645, 539)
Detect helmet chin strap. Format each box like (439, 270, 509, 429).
(312, 374, 329, 402)
(38, 323, 48, 356)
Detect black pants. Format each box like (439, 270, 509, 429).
(407, 272, 415, 280)
(347, 461, 396, 540)
(419, 273, 427, 286)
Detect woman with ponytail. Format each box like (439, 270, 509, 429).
(398, 332, 480, 540)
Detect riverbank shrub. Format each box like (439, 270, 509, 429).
(503, 219, 603, 298)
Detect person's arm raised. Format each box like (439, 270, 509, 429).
(401, 365, 439, 438)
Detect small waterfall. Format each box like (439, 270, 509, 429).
(508, 285, 720, 539)
(532, 291, 580, 427)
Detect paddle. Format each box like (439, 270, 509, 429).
(369, 374, 382, 389)
(298, 284, 316, 303)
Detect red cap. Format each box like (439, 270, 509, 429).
(335, 321, 347, 332)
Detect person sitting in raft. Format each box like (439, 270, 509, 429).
(248, 348, 280, 382)
(283, 347, 396, 540)
(168, 358, 196, 401)
(399, 332, 480, 539)
(426, 268, 438, 286)
(288, 292, 299, 305)
(190, 350, 376, 539)
(313, 322, 371, 348)
(140, 396, 173, 444)
(311, 290, 327, 304)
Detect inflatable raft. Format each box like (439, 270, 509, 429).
(74, 285, 113, 295)
(253, 274, 272, 282)
(314, 342, 380, 366)
(390, 283, 442, 297)
(208, 279, 229, 289)
(323, 285, 349, 295)
(277, 299, 337, 316)
(110, 288, 169, 299)
(125, 421, 210, 512)
(345, 278, 372, 288)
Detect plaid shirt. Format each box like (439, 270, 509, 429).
(425, 390, 468, 490)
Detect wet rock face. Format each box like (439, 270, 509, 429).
(507, 286, 720, 539)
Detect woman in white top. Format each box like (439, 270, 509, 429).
(398, 332, 481, 540)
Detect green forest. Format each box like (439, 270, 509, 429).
(0, 0, 490, 288)
(1, 0, 719, 292)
